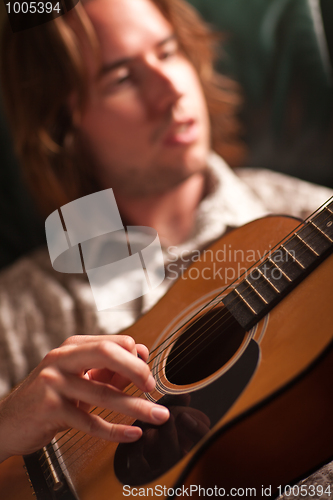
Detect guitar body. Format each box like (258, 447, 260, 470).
(1, 215, 333, 499)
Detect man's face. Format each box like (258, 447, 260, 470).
(77, 0, 211, 196)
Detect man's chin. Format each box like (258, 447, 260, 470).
(105, 146, 210, 198)
(147, 147, 209, 194)
(176, 145, 209, 176)
(148, 161, 208, 196)
(118, 167, 205, 198)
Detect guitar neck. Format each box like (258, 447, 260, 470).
(223, 201, 333, 330)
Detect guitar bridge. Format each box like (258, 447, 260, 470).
(24, 440, 76, 500)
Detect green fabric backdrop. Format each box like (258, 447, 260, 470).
(189, 0, 333, 186)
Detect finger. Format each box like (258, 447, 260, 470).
(87, 368, 116, 384)
(136, 344, 150, 363)
(87, 343, 150, 390)
(107, 345, 151, 390)
(61, 374, 169, 426)
(61, 335, 139, 355)
(88, 368, 133, 392)
(59, 400, 143, 443)
(101, 372, 135, 392)
(61, 335, 143, 362)
(51, 342, 155, 393)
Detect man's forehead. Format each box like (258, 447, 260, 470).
(82, 0, 173, 61)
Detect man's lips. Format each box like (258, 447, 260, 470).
(162, 119, 199, 146)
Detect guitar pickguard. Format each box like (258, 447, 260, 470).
(114, 339, 260, 486)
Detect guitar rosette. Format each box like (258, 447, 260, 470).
(45, 189, 165, 311)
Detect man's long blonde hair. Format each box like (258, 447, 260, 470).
(1, 0, 244, 216)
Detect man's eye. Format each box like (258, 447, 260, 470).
(160, 51, 173, 60)
(115, 74, 130, 85)
(159, 41, 179, 60)
(101, 69, 133, 94)
(113, 68, 131, 85)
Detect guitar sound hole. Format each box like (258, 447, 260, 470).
(165, 307, 246, 385)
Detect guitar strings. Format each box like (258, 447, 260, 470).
(45, 268, 240, 455)
(55, 204, 333, 473)
(53, 301, 241, 473)
(45, 231, 333, 478)
(41, 280, 235, 474)
(52, 213, 333, 476)
(59, 288, 264, 474)
(50, 195, 329, 458)
(45, 200, 333, 472)
(96, 203, 333, 425)
(41, 199, 333, 475)
(43, 285, 228, 459)
(44, 294, 234, 473)
(42, 202, 333, 477)
(50, 198, 333, 460)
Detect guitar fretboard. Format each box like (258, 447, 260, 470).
(223, 201, 333, 330)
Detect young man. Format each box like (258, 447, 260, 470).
(0, 0, 332, 485)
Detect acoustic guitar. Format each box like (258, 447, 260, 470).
(1, 200, 333, 500)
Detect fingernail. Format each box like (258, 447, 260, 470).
(146, 374, 155, 392)
(124, 427, 142, 439)
(151, 406, 170, 423)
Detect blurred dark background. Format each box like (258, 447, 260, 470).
(189, 0, 333, 187)
(0, 0, 332, 270)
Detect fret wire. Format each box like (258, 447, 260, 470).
(267, 257, 292, 282)
(294, 233, 319, 256)
(234, 288, 257, 314)
(326, 205, 333, 215)
(244, 278, 268, 304)
(310, 220, 333, 243)
(280, 243, 305, 269)
(257, 267, 281, 293)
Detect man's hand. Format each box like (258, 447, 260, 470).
(0, 335, 169, 463)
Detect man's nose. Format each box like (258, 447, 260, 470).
(143, 64, 183, 115)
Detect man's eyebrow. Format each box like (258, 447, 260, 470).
(156, 33, 177, 48)
(97, 34, 177, 79)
